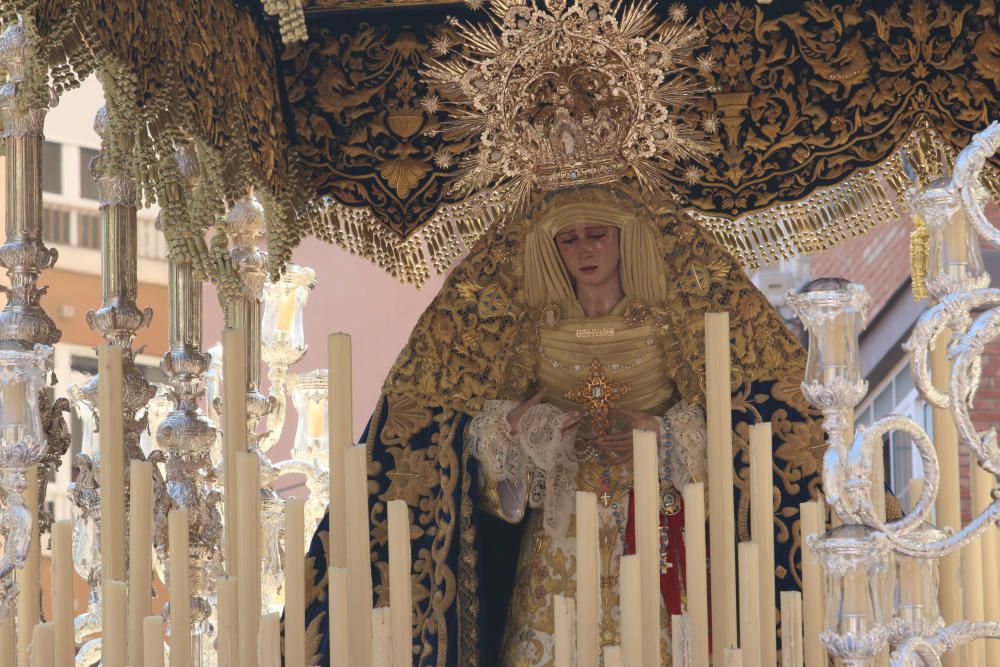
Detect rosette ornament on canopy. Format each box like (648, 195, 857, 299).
(8, 0, 1000, 286)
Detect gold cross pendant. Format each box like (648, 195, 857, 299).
(564, 359, 629, 439)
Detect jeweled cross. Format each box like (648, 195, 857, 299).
(564, 359, 629, 439)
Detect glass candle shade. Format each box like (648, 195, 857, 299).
(261, 264, 316, 365)
(289, 368, 328, 463)
(892, 522, 946, 642)
(786, 278, 870, 398)
(910, 181, 989, 300)
(811, 524, 894, 660)
(0, 345, 51, 467)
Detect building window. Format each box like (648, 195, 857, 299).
(42, 141, 62, 194)
(79, 209, 102, 249)
(80, 147, 100, 201)
(41, 205, 71, 245)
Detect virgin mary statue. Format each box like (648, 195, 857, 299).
(299, 184, 825, 666)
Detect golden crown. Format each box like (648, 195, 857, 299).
(424, 0, 709, 201)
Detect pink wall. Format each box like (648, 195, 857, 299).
(202, 237, 447, 480)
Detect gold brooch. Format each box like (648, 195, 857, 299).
(541, 303, 562, 328)
(564, 360, 629, 439)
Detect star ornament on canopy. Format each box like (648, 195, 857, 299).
(424, 0, 710, 206)
(565, 359, 630, 438)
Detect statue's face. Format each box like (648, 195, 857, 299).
(554, 222, 621, 291)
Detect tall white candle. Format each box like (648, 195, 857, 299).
(799, 501, 824, 667)
(930, 330, 962, 645)
(345, 444, 373, 667)
(553, 595, 575, 667)
(16, 465, 39, 667)
(972, 466, 1000, 665)
(724, 648, 743, 667)
(328, 567, 350, 666)
(128, 460, 154, 667)
(603, 645, 623, 667)
(780, 591, 803, 667)
(142, 616, 164, 667)
(670, 614, 688, 667)
(285, 497, 306, 667)
(682, 483, 709, 667)
(104, 580, 128, 667)
(387, 499, 413, 667)
(98, 345, 126, 583)
(258, 612, 281, 667)
(633, 429, 660, 667)
(51, 519, 74, 667)
(215, 576, 237, 667)
(0, 617, 14, 667)
(31, 623, 53, 667)
(620, 554, 643, 667)
(222, 328, 248, 575)
(372, 607, 393, 667)
(705, 312, 738, 667)
(169, 508, 192, 667)
(749, 422, 776, 667)
(328, 333, 353, 569)
(575, 491, 599, 667)
(738, 543, 761, 667)
(235, 451, 261, 667)
(965, 467, 988, 667)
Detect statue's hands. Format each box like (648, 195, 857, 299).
(560, 410, 585, 435)
(507, 390, 545, 435)
(593, 408, 661, 457)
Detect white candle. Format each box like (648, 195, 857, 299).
(603, 646, 623, 667)
(620, 554, 643, 667)
(142, 616, 164, 667)
(705, 312, 738, 667)
(575, 491, 599, 667)
(633, 429, 660, 667)
(553, 595, 575, 667)
(328, 567, 350, 666)
(235, 451, 261, 667)
(104, 580, 127, 667)
(972, 466, 1000, 665)
(285, 497, 306, 667)
(222, 328, 248, 575)
(387, 500, 413, 667)
(215, 576, 237, 667)
(258, 612, 281, 667)
(16, 465, 39, 667)
(99, 345, 126, 583)
(799, 501, 824, 667)
(128, 460, 154, 667)
(780, 591, 803, 667)
(328, 333, 353, 569)
(670, 614, 687, 667)
(931, 329, 963, 638)
(682, 483, 709, 667)
(738, 543, 761, 667)
(0, 618, 14, 667)
(372, 607, 392, 667)
(724, 648, 743, 667)
(345, 444, 373, 667)
(965, 468, 988, 667)
(169, 508, 192, 667)
(749, 422, 776, 667)
(51, 519, 73, 667)
(30, 623, 53, 667)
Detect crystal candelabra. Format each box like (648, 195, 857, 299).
(788, 121, 1000, 667)
(213, 199, 327, 614)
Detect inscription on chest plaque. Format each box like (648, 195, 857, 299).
(575, 327, 615, 338)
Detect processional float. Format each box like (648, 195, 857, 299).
(0, 2, 999, 667)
